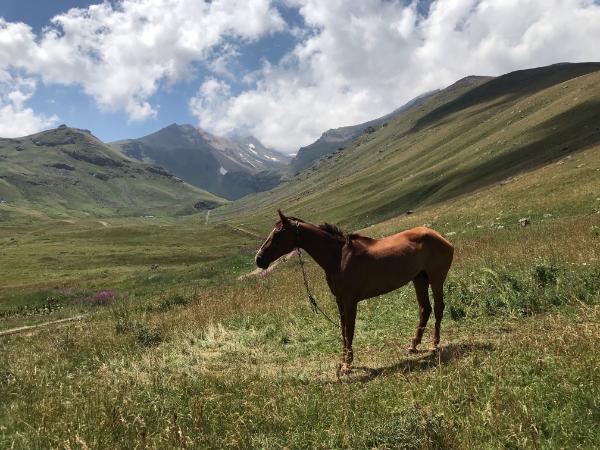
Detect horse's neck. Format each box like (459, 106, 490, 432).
(297, 223, 343, 273)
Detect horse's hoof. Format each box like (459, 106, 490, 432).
(407, 346, 418, 354)
(430, 345, 440, 353)
(336, 362, 351, 379)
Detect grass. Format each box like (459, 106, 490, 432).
(0, 206, 598, 448)
(0, 216, 257, 331)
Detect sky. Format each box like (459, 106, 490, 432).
(1, 0, 599, 152)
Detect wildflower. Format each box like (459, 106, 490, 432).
(82, 289, 116, 305)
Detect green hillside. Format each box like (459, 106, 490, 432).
(290, 89, 440, 173)
(0, 126, 225, 219)
(212, 63, 600, 231)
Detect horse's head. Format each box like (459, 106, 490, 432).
(255, 210, 297, 269)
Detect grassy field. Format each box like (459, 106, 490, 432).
(0, 216, 256, 331)
(1, 169, 598, 448)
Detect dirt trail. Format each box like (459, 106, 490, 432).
(222, 224, 261, 239)
(0, 314, 88, 338)
(60, 219, 109, 227)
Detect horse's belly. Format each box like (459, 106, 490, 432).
(344, 258, 419, 300)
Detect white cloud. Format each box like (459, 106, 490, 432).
(0, 0, 285, 122)
(189, 78, 235, 132)
(1, 0, 599, 145)
(0, 71, 58, 137)
(190, 0, 600, 151)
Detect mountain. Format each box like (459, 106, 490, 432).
(0, 125, 225, 219)
(212, 62, 600, 229)
(290, 90, 441, 173)
(111, 124, 290, 200)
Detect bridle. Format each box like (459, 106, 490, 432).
(292, 220, 339, 328)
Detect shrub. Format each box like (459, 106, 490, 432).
(114, 317, 132, 335)
(158, 294, 189, 311)
(532, 264, 559, 287)
(135, 325, 163, 347)
(42, 296, 62, 314)
(112, 306, 133, 335)
(81, 289, 116, 306)
(448, 304, 466, 320)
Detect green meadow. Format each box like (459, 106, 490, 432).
(1, 150, 598, 448)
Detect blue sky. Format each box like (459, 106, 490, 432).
(1, 0, 305, 142)
(1, 0, 599, 151)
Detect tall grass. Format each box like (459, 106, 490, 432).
(1, 213, 598, 449)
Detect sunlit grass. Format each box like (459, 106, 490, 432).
(1, 207, 598, 448)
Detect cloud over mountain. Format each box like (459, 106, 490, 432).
(191, 0, 600, 151)
(0, 71, 58, 136)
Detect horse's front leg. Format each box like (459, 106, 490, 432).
(336, 298, 357, 377)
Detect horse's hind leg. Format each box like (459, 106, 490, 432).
(409, 272, 431, 353)
(430, 277, 447, 351)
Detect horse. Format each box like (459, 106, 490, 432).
(255, 210, 454, 375)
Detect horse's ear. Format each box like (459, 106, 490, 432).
(278, 209, 289, 226)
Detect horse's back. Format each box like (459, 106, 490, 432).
(371, 226, 453, 274)
(338, 227, 453, 299)
(375, 226, 450, 248)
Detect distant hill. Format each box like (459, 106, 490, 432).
(0, 126, 225, 218)
(213, 62, 600, 229)
(291, 90, 440, 173)
(111, 124, 290, 200)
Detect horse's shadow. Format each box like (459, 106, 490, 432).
(336, 342, 494, 384)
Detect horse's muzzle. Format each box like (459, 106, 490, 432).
(255, 254, 269, 269)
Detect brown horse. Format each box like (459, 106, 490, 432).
(255, 210, 454, 375)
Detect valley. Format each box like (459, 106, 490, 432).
(0, 63, 599, 449)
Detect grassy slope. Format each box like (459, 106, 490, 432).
(212, 63, 600, 232)
(0, 64, 599, 448)
(290, 88, 444, 173)
(0, 127, 224, 219)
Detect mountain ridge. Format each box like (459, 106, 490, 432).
(111, 124, 290, 200)
(290, 89, 442, 172)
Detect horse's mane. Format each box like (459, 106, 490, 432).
(318, 222, 346, 239)
(283, 216, 355, 242)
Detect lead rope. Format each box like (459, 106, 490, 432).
(294, 223, 340, 329)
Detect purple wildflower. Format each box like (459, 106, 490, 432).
(82, 289, 116, 305)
